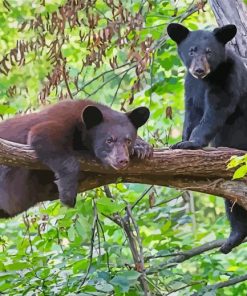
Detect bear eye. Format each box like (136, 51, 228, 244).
(189, 46, 197, 56)
(126, 138, 132, 146)
(106, 137, 114, 144)
(206, 48, 212, 55)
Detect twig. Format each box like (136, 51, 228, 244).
(120, 214, 140, 264)
(103, 189, 149, 294)
(104, 185, 114, 199)
(152, 0, 208, 50)
(147, 238, 247, 274)
(153, 191, 184, 208)
(145, 277, 164, 296)
(132, 185, 153, 209)
(78, 199, 98, 289)
(87, 64, 137, 98)
(61, 57, 73, 100)
(193, 274, 247, 295)
(55, 221, 64, 252)
(186, 191, 197, 233)
(97, 218, 111, 272)
(119, 212, 148, 293)
(145, 251, 185, 262)
(22, 213, 33, 254)
(179, 1, 207, 23)
(126, 205, 149, 295)
(102, 213, 122, 227)
(166, 281, 205, 296)
(110, 70, 129, 107)
(96, 218, 101, 256)
(73, 62, 133, 96)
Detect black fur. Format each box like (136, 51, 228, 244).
(167, 23, 247, 253)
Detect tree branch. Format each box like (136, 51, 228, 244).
(0, 138, 246, 209)
(146, 238, 247, 274)
(193, 273, 247, 295)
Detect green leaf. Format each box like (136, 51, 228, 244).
(36, 268, 50, 279)
(5, 262, 30, 271)
(110, 271, 140, 292)
(95, 281, 113, 293)
(68, 226, 76, 241)
(162, 220, 172, 232)
(96, 197, 125, 214)
(227, 155, 245, 169)
(72, 259, 88, 273)
(0, 105, 17, 115)
(232, 165, 247, 179)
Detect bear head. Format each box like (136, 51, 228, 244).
(167, 23, 237, 79)
(81, 104, 150, 170)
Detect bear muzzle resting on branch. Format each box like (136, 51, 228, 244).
(0, 99, 152, 218)
(167, 23, 247, 254)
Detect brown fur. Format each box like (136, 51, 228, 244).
(0, 99, 151, 218)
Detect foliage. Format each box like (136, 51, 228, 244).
(228, 155, 247, 180)
(0, 0, 247, 295)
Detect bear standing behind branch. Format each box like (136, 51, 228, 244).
(0, 99, 152, 218)
(167, 23, 247, 253)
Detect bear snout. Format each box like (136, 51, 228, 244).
(189, 55, 211, 79)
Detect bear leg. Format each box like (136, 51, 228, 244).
(220, 200, 247, 254)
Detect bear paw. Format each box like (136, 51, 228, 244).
(55, 178, 78, 208)
(220, 231, 247, 254)
(170, 140, 203, 150)
(132, 138, 153, 159)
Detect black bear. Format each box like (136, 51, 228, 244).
(0, 99, 152, 218)
(167, 23, 247, 253)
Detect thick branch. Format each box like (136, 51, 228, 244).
(0, 138, 246, 209)
(0, 138, 244, 177)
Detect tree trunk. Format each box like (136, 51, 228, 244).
(209, 0, 247, 65)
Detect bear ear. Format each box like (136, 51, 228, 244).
(82, 105, 103, 129)
(213, 24, 237, 44)
(127, 107, 150, 129)
(167, 23, 190, 44)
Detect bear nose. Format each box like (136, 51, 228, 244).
(117, 158, 129, 168)
(194, 68, 205, 75)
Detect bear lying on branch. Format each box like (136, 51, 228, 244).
(0, 100, 152, 218)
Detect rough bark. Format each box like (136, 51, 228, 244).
(209, 0, 247, 65)
(0, 138, 247, 209)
